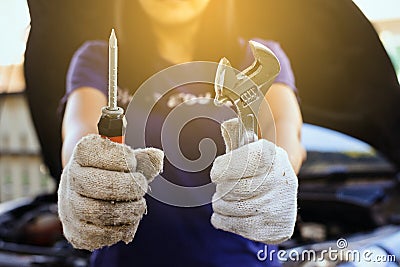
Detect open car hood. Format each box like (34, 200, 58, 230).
(238, 0, 400, 168)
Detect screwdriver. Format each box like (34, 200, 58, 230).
(97, 29, 126, 144)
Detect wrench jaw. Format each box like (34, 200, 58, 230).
(241, 40, 281, 95)
(214, 57, 236, 107)
(213, 40, 281, 147)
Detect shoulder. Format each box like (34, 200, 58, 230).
(72, 40, 108, 64)
(68, 40, 108, 76)
(66, 40, 108, 95)
(240, 37, 296, 91)
(68, 40, 108, 74)
(247, 38, 285, 57)
(245, 38, 291, 70)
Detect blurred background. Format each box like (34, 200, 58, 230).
(0, 0, 53, 202)
(0, 0, 399, 203)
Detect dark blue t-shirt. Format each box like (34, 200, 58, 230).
(65, 39, 296, 267)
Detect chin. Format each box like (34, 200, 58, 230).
(140, 0, 210, 26)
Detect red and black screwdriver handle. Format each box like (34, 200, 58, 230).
(97, 106, 126, 144)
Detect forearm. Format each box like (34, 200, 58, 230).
(62, 124, 99, 167)
(61, 87, 107, 166)
(263, 83, 305, 173)
(275, 121, 304, 174)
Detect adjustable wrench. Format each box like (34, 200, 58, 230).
(214, 40, 281, 146)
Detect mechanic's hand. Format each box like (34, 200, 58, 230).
(58, 134, 163, 251)
(210, 119, 298, 244)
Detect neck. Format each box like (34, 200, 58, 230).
(152, 20, 200, 64)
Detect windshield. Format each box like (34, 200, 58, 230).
(299, 124, 397, 178)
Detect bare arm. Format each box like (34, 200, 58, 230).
(62, 84, 305, 172)
(61, 87, 107, 166)
(263, 83, 306, 174)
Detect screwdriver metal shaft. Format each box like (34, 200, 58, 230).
(97, 29, 126, 144)
(108, 29, 118, 111)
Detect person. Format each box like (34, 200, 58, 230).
(58, 0, 306, 266)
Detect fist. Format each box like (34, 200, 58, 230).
(58, 135, 163, 251)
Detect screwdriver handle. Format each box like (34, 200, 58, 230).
(101, 135, 125, 144)
(97, 107, 126, 144)
(99, 134, 124, 144)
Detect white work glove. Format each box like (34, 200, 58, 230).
(210, 119, 298, 244)
(58, 134, 163, 251)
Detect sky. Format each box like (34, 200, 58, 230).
(352, 0, 400, 21)
(0, 0, 30, 65)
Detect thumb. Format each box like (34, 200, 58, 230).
(134, 148, 164, 182)
(221, 118, 240, 153)
(221, 118, 257, 153)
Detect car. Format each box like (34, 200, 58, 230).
(281, 124, 400, 266)
(241, 1, 400, 265)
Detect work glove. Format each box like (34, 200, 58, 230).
(58, 134, 163, 251)
(210, 118, 298, 244)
